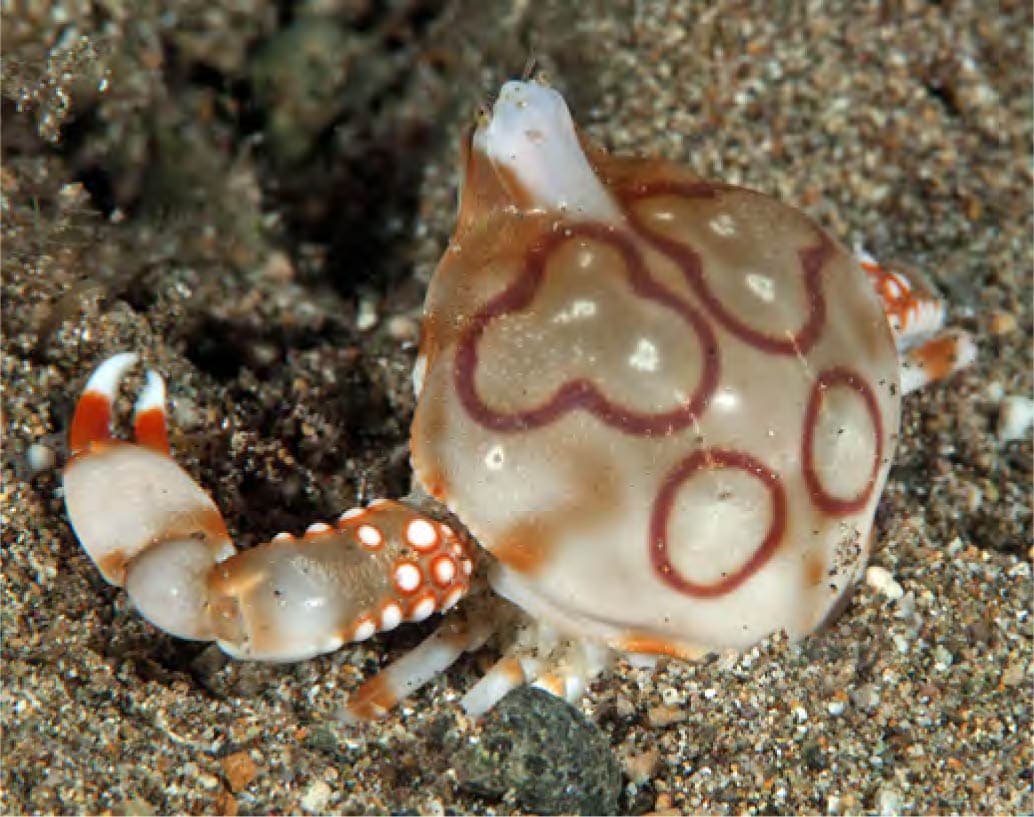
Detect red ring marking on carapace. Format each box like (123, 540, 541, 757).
(623, 181, 829, 356)
(801, 366, 883, 515)
(453, 222, 719, 436)
(649, 448, 787, 598)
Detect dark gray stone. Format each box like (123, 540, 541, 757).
(455, 687, 620, 815)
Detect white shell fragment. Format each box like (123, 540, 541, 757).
(864, 565, 904, 601)
(997, 395, 1034, 443)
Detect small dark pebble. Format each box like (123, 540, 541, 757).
(455, 687, 620, 816)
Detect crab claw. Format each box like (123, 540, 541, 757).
(63, 353, 236, 640)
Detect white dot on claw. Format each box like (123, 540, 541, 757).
(432, 556, 456, 586)
(393, 561, 422, 594)
(406, 518, 438, 551)
(306, 522, 332, 536)
(272, 532, 294, 543)
(338, 508, 364, 524)
(441, 586, 464, 610)
(408, 595, 436, 622)
(357, 524, 383, 549)
(352, 617, 376, 641)
(380, 602, 403, 631)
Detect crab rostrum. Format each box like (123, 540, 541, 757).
(62, 79, 975, 719)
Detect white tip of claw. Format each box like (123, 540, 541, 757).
(84, 352, 139, 400)
(133, 370, 166, 416)
(477, 80, 621, 222)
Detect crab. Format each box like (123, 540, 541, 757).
(62, 78, 977, 721)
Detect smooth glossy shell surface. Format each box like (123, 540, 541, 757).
(412, 83, 901, 656)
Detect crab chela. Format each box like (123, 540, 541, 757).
(61, 78, 977, 721)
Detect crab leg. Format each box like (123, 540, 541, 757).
(529, 639, 610, 705)
(460, 635, 612, 716)
(857, 249, 977, 393)
(344, 613, 493, 721)
(63, 354, 477, 697)
(897, 329, 978, 395)
(64, 354, 237, 639)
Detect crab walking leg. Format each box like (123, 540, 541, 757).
(458, 618, 569, 717)
(344, 614, 494, 721)
(530, 639, 611, 705)
(857, 249, 977, 393)
(460, 654, 546, 718)
(898, 329, 978, 395)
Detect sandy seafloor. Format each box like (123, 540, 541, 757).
(2, 1, 1032, 814)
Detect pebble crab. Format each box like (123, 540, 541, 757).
(62, 78, 976, 720)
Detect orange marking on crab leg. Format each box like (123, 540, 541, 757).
(857, 248, 952, 347)
(68, 352, 139, 454)
(616, 633, 711, 662)
(899, 330, 977, 394)
(460, 654, 543, 717)
(345, 673, 400, 721)
(531, 672, 566, 698)
(132, 371, 170, 454)
(343, 615, 492, 722)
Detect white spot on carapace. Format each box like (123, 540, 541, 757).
(709, 213, 736, 236)
(356, 524, 383, 550)
(745, 272, 776, 303)
(369, 498, 390, 508)
(460, 559, 473, 576)
(352, 616, 376, 641)
(305, 522, 332, 536)
(272, 532, 294, 543)
(408, 593, 437, 622)
(628, 337, 660, 372)
(651, 209, 676, 223)
(406, 518, 438, 551)
(712, 388, 740, 412)
(431, 555, 457, 586)
(484, 444, 506, 471)
(380, 601, 403, 631)
(393, 561, 423, 594)
(553, 298, 598, 324)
